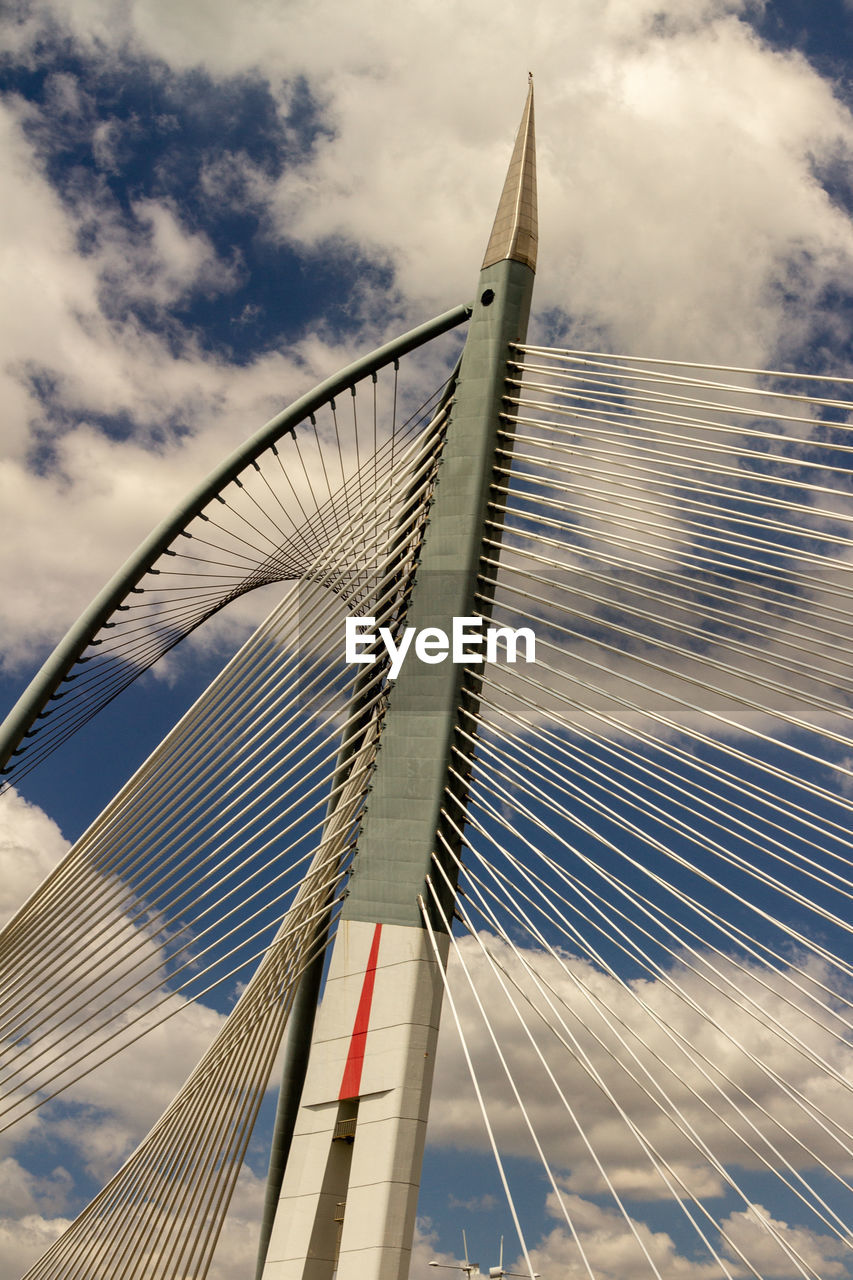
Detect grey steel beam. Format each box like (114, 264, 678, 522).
(255, 941, 328, 1280)
(0, 303, 470, 776)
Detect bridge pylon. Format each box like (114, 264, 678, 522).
(259, 80, 538, 1280)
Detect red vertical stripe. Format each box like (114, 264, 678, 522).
(338, 922, 382, 1100)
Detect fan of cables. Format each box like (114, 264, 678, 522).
(414, 344, 853, 1280)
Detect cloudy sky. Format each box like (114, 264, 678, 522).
(4, 0, 853, 1276)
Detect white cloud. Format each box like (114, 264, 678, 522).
(0, 1158, 71, 1219)
(0, 788, 232, 1268)
(428, 936, 853, 1203)
(0, 87, 439, 667)
(409, 1217, 477, 1280)
(414, 1189, 853, 1280)
(8, 1, 853, 362)
(95, 195, 244, 310)
(2, 798, 851, 1276)
(721, 1204, 853, 1278)
(0, 1212, 72, 1280)
(46, 998, 226, 1181)
(2, 0, 853, 678)
(521, 1189, 853, 1280)
(529, 1191, 727, 1279)
(42, 0, 844, 366)
(207, 1163, 266, 1280)
(2, 1, 853, 668)
(0, 788, 69, 928)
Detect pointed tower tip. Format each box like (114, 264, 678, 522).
(481, 79, 538, 274)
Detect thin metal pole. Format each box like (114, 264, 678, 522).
(254, 940, 327, 1280)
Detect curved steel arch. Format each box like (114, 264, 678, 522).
(0, 303, 470, 778)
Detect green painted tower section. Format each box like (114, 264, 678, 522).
(343, 80, 538, 929)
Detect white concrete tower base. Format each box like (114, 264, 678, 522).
(261, 918, 449, 1280)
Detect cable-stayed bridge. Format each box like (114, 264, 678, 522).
(2, 82, 853, 1279)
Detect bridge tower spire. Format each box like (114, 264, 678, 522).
(260, 80, 537, 1280)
